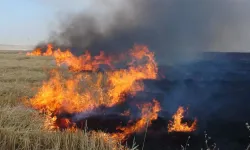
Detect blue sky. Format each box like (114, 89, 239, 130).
(0, 0, 90, 45)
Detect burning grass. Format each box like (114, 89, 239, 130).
(1, 48, 249, 149)
(0, 51, 132, 150)
(23, 45, 167, 145)
(0, 45, 199, 150)
(23, 45, 196, 135)
(168, 106, 197, 133)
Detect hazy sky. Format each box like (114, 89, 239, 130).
(0, 0, 90, 45)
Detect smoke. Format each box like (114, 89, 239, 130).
(39, 0, 250, 64)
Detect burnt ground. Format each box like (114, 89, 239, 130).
(129, 53, 250, 149)
(59, 52, 250, 150)
(136, 52, 250, 150)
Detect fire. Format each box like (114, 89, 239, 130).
(26, 44, 157, 75)
(112, 100, 161, 141)
(26, 44, 53, 56)
(28, 70, 95, 114)
(107, 46, 158, 104)
(24, 43, 197, 144)
(43, 44, 53, 56)
(54, 50, 114, 72)
(89, 100, 160, 148)
(168, 106, 197, 132)
(26, 44, 158, 131)
(90, 131, 124, 150)
(26, 48, 42, 56)
(43, 113, 58, 131)
(26, 44, 114, 72)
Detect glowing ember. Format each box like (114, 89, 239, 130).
(168, 106, 197, 132)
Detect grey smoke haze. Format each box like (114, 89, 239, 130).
(43, 0, 250, 63)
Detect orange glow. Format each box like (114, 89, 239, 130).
(54, 50, 113, 72)
(25, 43, 198, 142)
(26, 48, 42, 56)
(107, 45, 158, 105)
(26, 45, 159, 131)
(43, 44, 53, 56)
(26, 44, 54, 56)
(26, 44, 114, 72)
(90, 131, 123, 150)
(112, 100, 161, 141)
(28, 70, 99, 115)
(168, 106, 197, 132)
(43, 113, 59, 131)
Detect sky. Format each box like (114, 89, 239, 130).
(0, 0, 90, 45)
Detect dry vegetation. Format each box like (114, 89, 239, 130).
(0, 51, 136, 150)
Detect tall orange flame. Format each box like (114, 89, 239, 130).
(168, 106, 197, 132)
(43, 44, 53, 56)
(26, 45, 159, 131)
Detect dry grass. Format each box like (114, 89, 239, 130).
(0, 51, 135, 150)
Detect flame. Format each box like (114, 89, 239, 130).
(26, 48, 42, 56)
(28, 70, 105, 116)
(26, 44, 113, 72)
(43, 113, 59, 131)
(43, 44, 53, 56)
(26, 44, 157, 74)
(168, 106, 197, 132)
(26, 45, 158, 131)
(25, 43, 198, 143)
(26, 44, 53, 56)
(112, 100, 161, 141)
(107, 46, 158, 104)
(90, 131, 124, 150)
(53, 50, 114, 72)
(26, 44, 50, 56)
